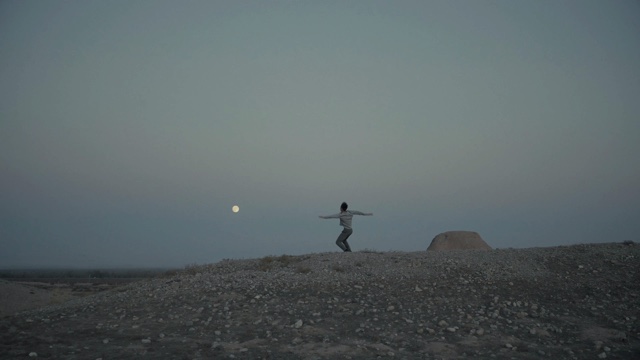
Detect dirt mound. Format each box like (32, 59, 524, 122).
(427, 231, 492, 251)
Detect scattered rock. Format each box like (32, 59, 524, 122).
(1, 243, 639, 359)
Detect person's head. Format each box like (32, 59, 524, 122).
(340, 202, 348, 211)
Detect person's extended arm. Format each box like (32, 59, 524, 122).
(319, 213, 341, 219)
(350, 210, 373, 216)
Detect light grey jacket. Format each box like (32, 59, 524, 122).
(320, 210, 373, 229)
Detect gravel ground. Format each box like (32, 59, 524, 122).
(1, 242, 638, 359)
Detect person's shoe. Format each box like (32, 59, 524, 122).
(344, 249, 352, 252)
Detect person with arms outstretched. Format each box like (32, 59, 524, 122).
(319, 202, 373, 252)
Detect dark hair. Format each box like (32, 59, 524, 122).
(341, 202, 348, 211)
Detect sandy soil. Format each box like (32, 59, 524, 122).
(0, 281, 77, 318)
(0, 280, 123, 318)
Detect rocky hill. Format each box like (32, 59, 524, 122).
(1, 242, 638, 359)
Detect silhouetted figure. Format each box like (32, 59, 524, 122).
(319, 202, 373, 252)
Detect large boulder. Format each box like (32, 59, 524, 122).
(427, 231, 491, 251)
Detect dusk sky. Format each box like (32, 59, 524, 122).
(1, 0, 639, 268)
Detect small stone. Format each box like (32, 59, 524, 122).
(438, 320, 448, 327)
(294, 320, 303, 328)
(387, 306, 395, 311)
(598, 352, 607, 359)
(415, 286, 422, 292)
(446, 327, 457, 333)
(476, 328, 485, 336)
(536, 329, 551, 337)
(102, 339, 109, 344)
(29, 353, 37, 358)
(141, 339, 151, 344)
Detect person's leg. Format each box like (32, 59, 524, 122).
(335, 230, 348, 251)
(335, 228, 353, 252)
(343, 238, 352, 252)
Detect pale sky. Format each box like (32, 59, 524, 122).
(1, 0, 639, 268)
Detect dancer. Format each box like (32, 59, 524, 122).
(319, 202, 373, 252)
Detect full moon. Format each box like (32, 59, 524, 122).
(232, 205, 239, 213)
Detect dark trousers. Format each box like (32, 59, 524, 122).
(336, 228, 353, 251)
